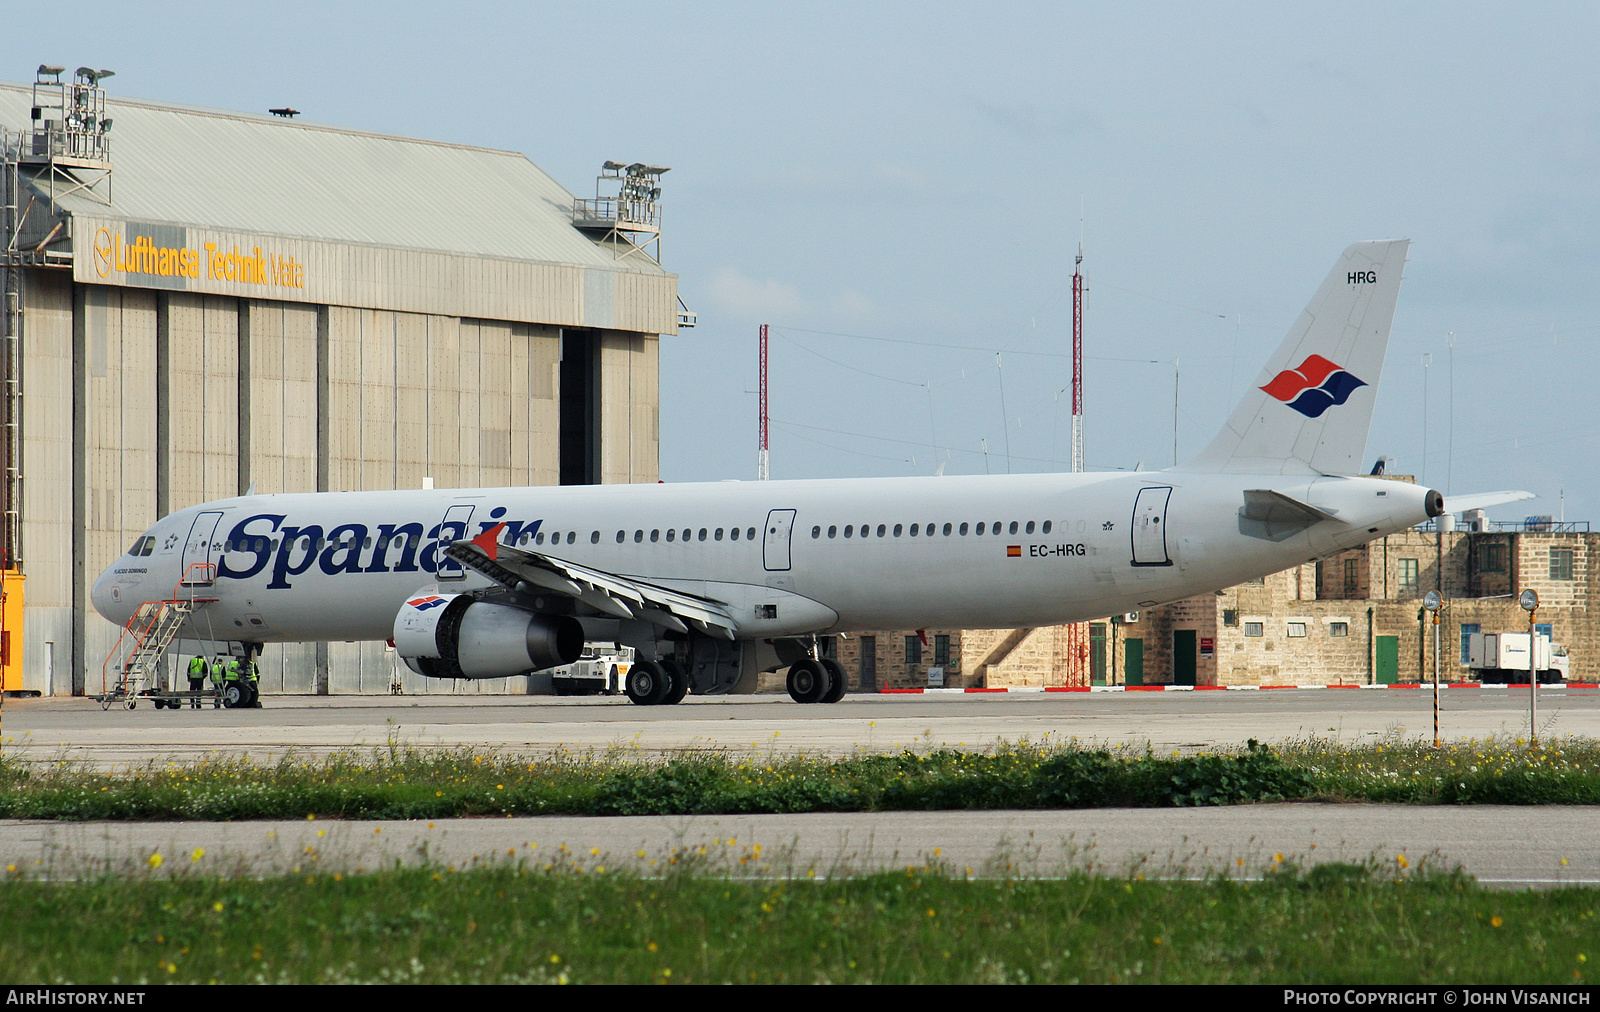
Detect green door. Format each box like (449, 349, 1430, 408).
(1376, 635, 1399, 685)
(1173, 630, 1197, 686)
(1090, 623, 1107, 685)
(1124, 638, 1144, 686)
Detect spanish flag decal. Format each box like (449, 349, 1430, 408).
(1006, 545, 1021, 558)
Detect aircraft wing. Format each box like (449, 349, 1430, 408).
(1442, 490, 1536, 514)
(441, 532, 739, 640)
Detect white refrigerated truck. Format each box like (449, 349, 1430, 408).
(1465, 631, 1568, 684)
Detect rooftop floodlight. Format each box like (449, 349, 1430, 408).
(37, 64, 65, 77)
(97, 69, 115, 80)
(99, 118, 112, 132)
(75, 67, 97, 81)
(625, 162, 646, 174)
(602, 160, 626, 171)
(643, 165, 671, 175)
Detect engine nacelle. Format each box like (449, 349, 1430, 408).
(393, 593, 583, 679)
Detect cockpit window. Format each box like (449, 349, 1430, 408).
(128, 536, 154, 557)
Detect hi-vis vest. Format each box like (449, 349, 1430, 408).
(188, 656, 207, 678)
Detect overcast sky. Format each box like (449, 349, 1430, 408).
(10, 2, 1599, 520)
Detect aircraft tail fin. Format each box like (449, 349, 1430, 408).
(1176, 240, 1410, 476)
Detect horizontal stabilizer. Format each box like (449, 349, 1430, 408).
(1443, 490, 1536, 514)
(1241, 489, 1341, 526)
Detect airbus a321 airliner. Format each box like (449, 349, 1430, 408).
(93, 240, 1517, 705)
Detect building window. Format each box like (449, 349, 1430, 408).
(1343, 558, 1360, 598)
(1398, 559, 1420, 596)
(1459, 622, 1480, 664)
(904, 635, 922, 667)
(1244, 622, 1264, 637)
(1480, 542, 1507, 573)
(1287, 622, 1307, 638)
(1329, 622, 1348, 637)
(1223, 609, 1239, 627)
(1550, 548, 1574, 581)
(934, 635, 950, 667)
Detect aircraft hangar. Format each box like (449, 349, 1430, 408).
(0, 67, 684, 696)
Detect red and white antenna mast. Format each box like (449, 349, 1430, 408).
(1071, 239, 1084, 474)
(758, 323, 770, 480)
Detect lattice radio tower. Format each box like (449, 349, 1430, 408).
(758, 324, 770, 481)
(1065, 241, 1090, 684)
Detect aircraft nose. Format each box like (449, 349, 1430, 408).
(90, 564, 117, 622)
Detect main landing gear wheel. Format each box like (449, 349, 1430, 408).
(819, 658, 847, 704)
(660, 658, 690, 705)
(625, 659, 672, 706)
(786, 658, 829, 704)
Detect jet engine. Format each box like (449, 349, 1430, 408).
(393, 593, 583, 679)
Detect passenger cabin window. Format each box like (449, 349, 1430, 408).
(634, 530, 644, 543)
(650, 530, 660, 542)
(942, 523, 952, 536)
(844, 526, 854, 538)
(976, 523, 986, 535)
(877, 524, 886, 537)
(1025, 521, 1035, 534)
(590, 531, 600, 544)
(1042, 521, 1052, 534)
(730, 527, 740, 541)
(715, 528, 724, 541)
(828, 525, 837, 538)
(959, 522, 968, 535)
(747, 527, 756, 540)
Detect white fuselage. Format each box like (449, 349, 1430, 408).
(92, 470, 1436, 643)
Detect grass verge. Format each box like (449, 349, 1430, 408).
(0, 860, 1594, 984)
(1, 736, 1598, 821)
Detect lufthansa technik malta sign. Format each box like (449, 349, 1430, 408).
(86, 221, 306, 290)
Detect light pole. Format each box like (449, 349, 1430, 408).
(1520, 588, 1539, 745)
(1424, 591, 1442, 747)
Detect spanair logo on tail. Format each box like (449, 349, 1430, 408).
(1259, 354, 1367, 419)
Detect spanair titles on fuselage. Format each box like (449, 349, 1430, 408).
(93, 240, 1482, 706)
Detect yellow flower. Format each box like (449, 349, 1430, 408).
(213, 901, 224, 912)
(1491, 915, 1504, 928)
(147, 852, 163, 869)
(191, 848, 205, 863)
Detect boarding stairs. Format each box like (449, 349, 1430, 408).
(96, 564, 216, 710)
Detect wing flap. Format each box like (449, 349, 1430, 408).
(443, 539, 739, 637)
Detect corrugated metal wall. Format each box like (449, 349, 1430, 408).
(22, 273, 661, 696)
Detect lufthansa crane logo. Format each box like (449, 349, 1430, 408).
(1260, 354, 1367, 418)
(93, 228, 115, 278)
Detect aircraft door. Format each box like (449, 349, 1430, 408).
(1130, 487, 1173, 567)
(435, 504, 477, 580)
(763, 509, 796, 572)
(180, 511, 225, 584)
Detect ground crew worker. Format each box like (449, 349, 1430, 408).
(209, 655, 227, 708)
(245, 656, 263, 708)
(186, 655, 207, 708)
